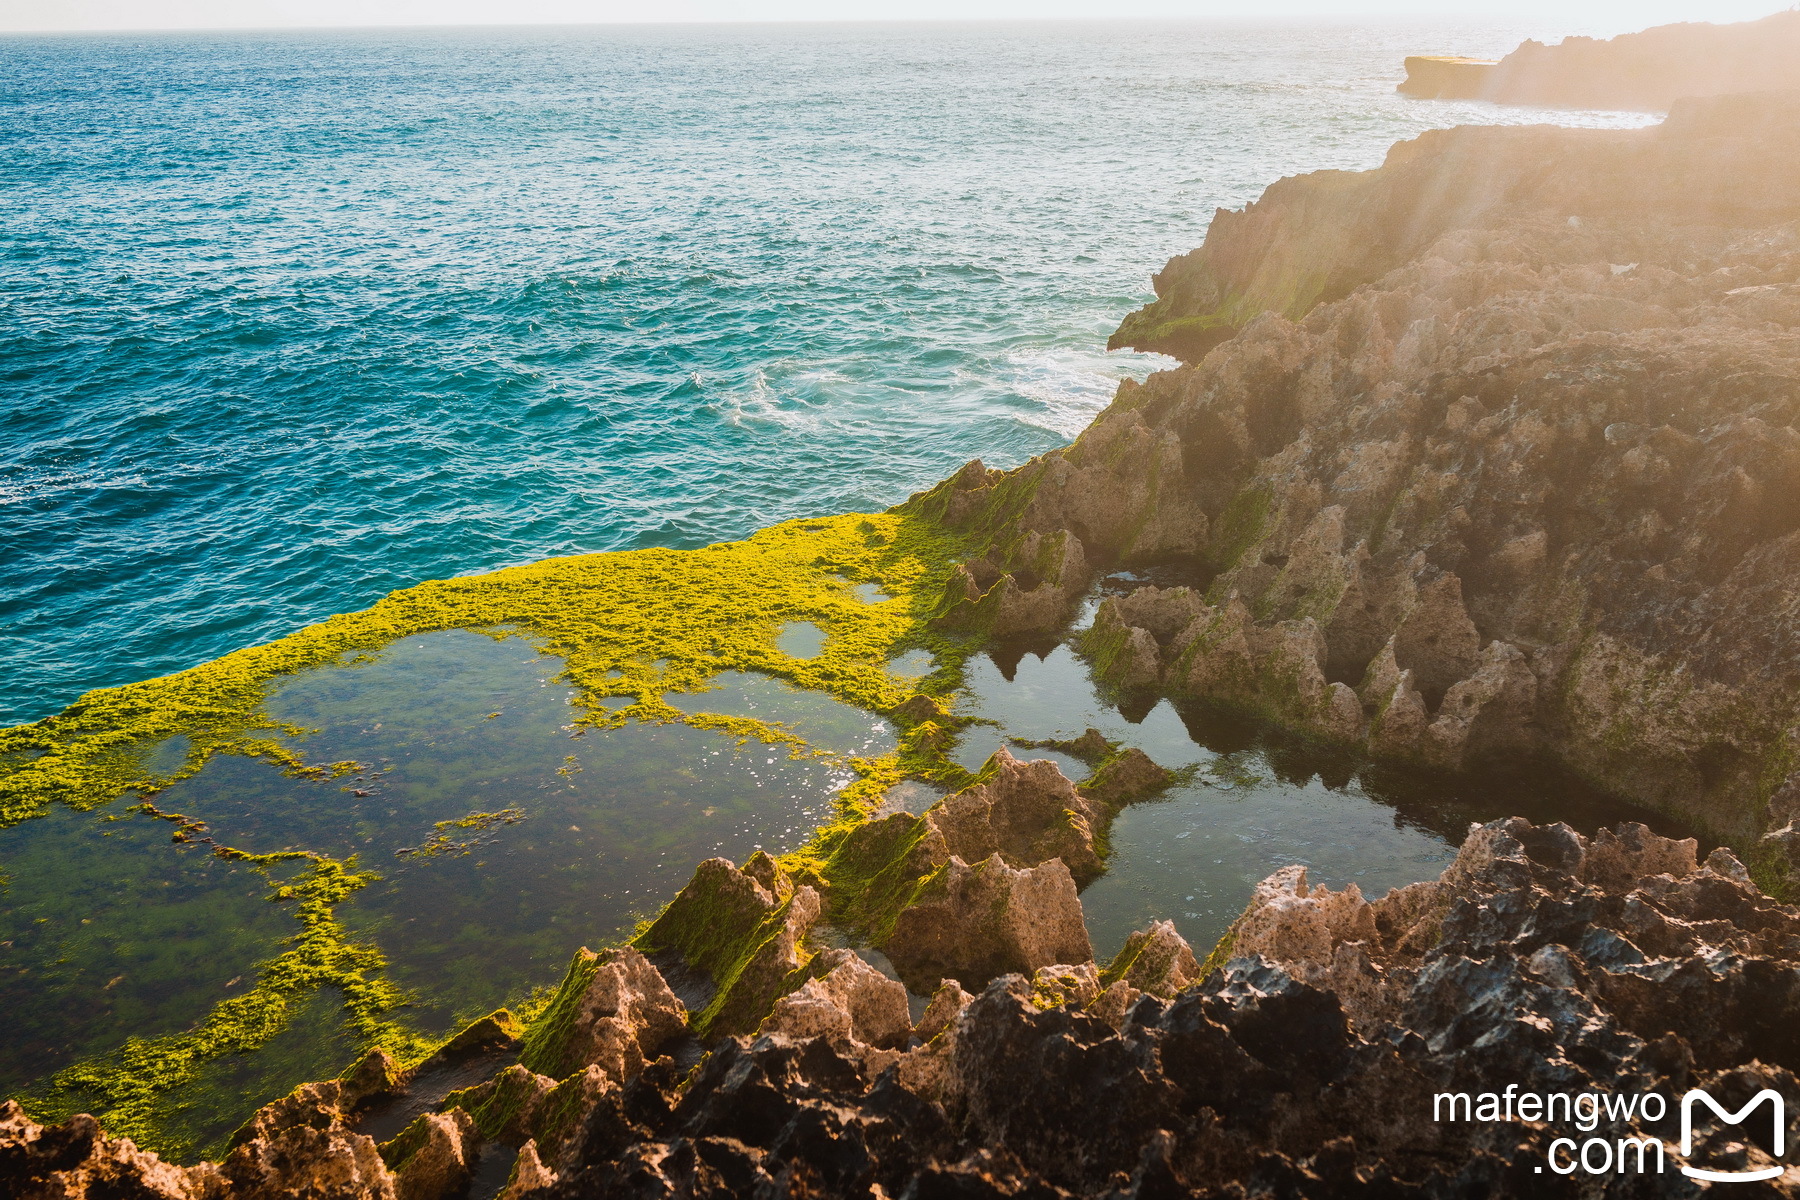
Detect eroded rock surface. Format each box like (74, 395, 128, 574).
(915, 97, 1800, 850)
(518, 819, 1800, 1198)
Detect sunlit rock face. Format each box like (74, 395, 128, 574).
(1110, 92, 1800, 361)
(926, 96, 1800, 849)
(1478, 11, 1800, 113)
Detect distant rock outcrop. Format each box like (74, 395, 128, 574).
(1109, 92, 1800, 362)
(1458, 10, 1800, 112)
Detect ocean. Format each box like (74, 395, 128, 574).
(0, 19, 1654, 725)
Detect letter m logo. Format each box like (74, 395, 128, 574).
(1680, 1089, 1787, 1182)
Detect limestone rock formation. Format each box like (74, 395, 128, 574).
(911, 97, 1800, 852)
(756, 948, 911, 1051)
(917, 746, 1106, 883)
(380, 1111, 477, 1200)
(0, 1104, 224, 1200)
(821, 746, 1169, 990)
(1108, 93, 1800, 361)
(634, 852, 819, 1036)
(517, 948, 685, 1080)
(512, 818, 1800, 1198)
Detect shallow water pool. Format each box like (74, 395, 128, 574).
(954, 628, 1703, 962)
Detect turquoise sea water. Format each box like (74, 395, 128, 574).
(0, 19, 1657, 725)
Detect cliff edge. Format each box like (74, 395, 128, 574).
(1457, 9, 1800, 113)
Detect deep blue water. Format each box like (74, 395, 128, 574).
(0, 20, 1654, 725)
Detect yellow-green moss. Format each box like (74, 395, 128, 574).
(404, 809, 527, 859)
(0, 512, 979, 831)
(2, 510, 981, 1161)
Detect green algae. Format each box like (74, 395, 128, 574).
(2, 511, 981, 1161)
(21, 841, 424, 1162)
(402, 809, 527, 860)
(0, 512, 977, 832)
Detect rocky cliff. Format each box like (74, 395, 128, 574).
(1111, 93, 1800, 362)
(932, 94, 1800, 874)
(1475, 10, 1800, 113)
(15, 818, 1800, 1198)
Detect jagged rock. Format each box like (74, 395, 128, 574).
(1086, 600, 1162, 688)
(635, 854, 821, 1036)
(381, 1110, 477, 1200)
(1014, 727, 1111, 765)
(1027, 962, 1100, 1009)
(756, 948, 912, 1053)
(0, 1103, 223, 1200)
(339, 1049, 407, 1108)
(991, 529, 1090, 637)
(518, 947, 685, 1080)
(440, 1064, 556, 1145)
(497, 1140, 555, 1200)
(1079, 747, 1174, 810)
(883, 854, 1092, 990)
(224, 1122, 395, 1200)
(918, 747, 1104, 883)
(423, 1009, 522, 1065)
(1100, 918, 1200, 999)
(525, 1065, 614, 1170)
(891, 693, 952, 726)
(913, 979, 974, 1044)
(508, 818, 1800, 1197)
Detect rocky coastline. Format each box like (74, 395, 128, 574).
(948, 93, 1800, 870)
(12, 813, 1800, 1197)
(10, 54, 1800, 1200)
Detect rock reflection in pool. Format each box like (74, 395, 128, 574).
(957, 640, 1701, 962)
(141, 629, 893, 1035)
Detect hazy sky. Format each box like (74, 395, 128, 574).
(0, 0, 1788, 34)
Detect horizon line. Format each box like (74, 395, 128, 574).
(1, 7, 1777, 39)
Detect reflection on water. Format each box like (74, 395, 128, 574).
(1, 629, 894, 1137)
(956, 639, 1703, 962)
